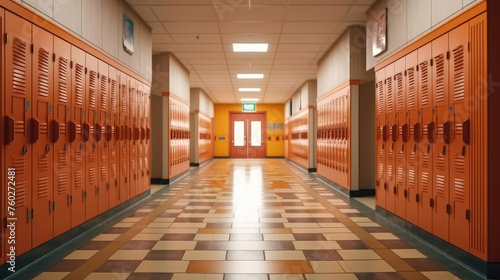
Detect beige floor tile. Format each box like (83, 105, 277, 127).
(284, 223, 320, 228)
(113, 223, 137, 228)
(421, 271, 461, 280)
(293, 241, 341, 250)
(318, 223, 346, 228)
(153, 218, 176, 223)
(270, 274, 306, 280)
(263, 234, 295, 241)
(350, 217, 373, 223)
(281, 213, 312, 218)
(170, 223, 207, 228)
(84, 273, 130, 280)
(132, 233, 165, 241)
(305, 274, 358, 280)
(194, 234, 230, 241)
(309, 261, 345, 273)
(122, 217, 142, 223)
(338, 209, 360, 214)
(135, 261, 190, 273)
(33, 272, 70, 280)
(310, 213, 335, 218)
(182, 250, 227, 260)
(232, 223, 261, 229)
(152, 241, 197, 250)
(146, 222, 172, 228)
(337, 250, 381, 260)
(342, 260, 396, 272)
(292, 228, 350, 234)
(265, 251, 306, 260)
(92, 234, 121, 241)
(164, 209, 184, 213)
(370, 233, 400, 240)
(109, 250, 150, 260)
(137, 208, 154, 213)
(260, 218, 288, 223)
(322, 233, 360, 240)
(203, 218, 219, 223)
(171, 274, 224, 280)
(64, 250, 98, 260)
(357, 222, 381, 227)
(338, 261, 352, 272)
(391, 249, 427, 258)
(141, 228, 198, 234)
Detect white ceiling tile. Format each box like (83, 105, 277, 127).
(133, 6, 158, 21)
(216, 5, 286, 22)
(152, 6, 217, 21)
(219, 22, 282, 33)
(163, 22, 220, 34)
(342, 5, 371, 21)
(178, 44, 224, 52)
(148, 22, 168, 33)
(188, 59, 227, 65)
(152, 44, 181, 52)
(282, 22, 339, 33)
(194, 64, 228, 70)
(279, 34, 331, 44)
(274, 59, 313, 65)
(182, 52, 226, 59)
(285, 6, 350, 21)
(221, 34, 280, 44)
(151, 34, 174, 44)
(289, 0, 355, 4)
(277, 44, 323, 52)
(171, 34, 222, 44)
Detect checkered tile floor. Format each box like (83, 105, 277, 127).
(34, 159, 461, 280)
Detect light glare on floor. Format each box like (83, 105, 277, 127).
(233, 43, 269, 52)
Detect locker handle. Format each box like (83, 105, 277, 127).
(382, 125, 389, 142)
(82, 123, 90, 142)
(393, 186, 397, 194)
(95, 124, 102, 142)
(141, 128, 145, 140)
(413, 123, 421, 143)
(430, 198, 434, 208)
(106, 124, 113, 142)
(146, 127, 150, 140)
(391, 124, 398, 142)
(427, 121, 436, 143)
(69, 121, 77, 143)
(446, 204, 451, 214)
(31, 118, 40, 143)
(402, 124, 409, 143)
(466, 209, 470, 220)
(134, 127, 140, 140)
(50, 120, 60, 143)
(404, 189, 407, 198)
(416, 194, 420, 203)
(443, 120, 451, 144)
(115, 125, 121, 140)
(4, 116, 15, 145)
(463, 119, 470, 144)
(384, 183, 387, 190)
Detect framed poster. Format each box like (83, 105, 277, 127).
(372, 8, 387, 56)
(123, 14, 134, 55)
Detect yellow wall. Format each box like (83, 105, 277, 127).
(214, 104, 285, 157)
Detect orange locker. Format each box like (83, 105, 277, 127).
(108, 66, 119, 208)
(385, 63, 397, 213)
(431, 34, 451, 241)
(31, 25, 54, 247)
(4, 11, 33, 256)
(97, 60, 109, 214)
(69, 46, 86, 228)
(168, 95, 190, 178)
(129, 78, 138, 198)
(449, 22, 471, 252)
(417, 43, 433, 233)
(53, 36, 71, 236)
(118, 72, 129, 203)
(84, 54, 98, 220)
(143, 85, 151, 191)
(405, 50, 419, 225)
(136, 82, 144, 194)
(375, 68, 386, 209)
(394, 57, 407, 219)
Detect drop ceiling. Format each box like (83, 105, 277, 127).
(126, 0, 375, 104)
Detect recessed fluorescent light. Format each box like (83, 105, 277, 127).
(233, 43, 268, 52)
(237, 74, 264, 79)
(241, 98, 259, 102)
(239, 88, 261, 92)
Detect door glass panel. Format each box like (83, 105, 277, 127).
(250, 121, 261, 147)
(234, 121, 245, 147)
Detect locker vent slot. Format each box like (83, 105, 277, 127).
(75, 149, 83, 164)
(58, 173, 67, 195)
(111, 162, 117, 179)
(407, 68, 416, 108)
(89, 71, 97, 109)
(101, 166, 107, 182)
(396, 73, 404, 111)
(12, 38, 28, 95)
(453, 46, 465, 101)
(75, 64, 84, 106)
(37, 48, 50, 98)
(437, 153, 445, 170)
(435, 54, 445, 104)
(75, 169, 83, 189)
(409, 169, 415, 186)
(421, 153, 429, 168)
(421, 172, 429, 190)
(145, 95, 149, 117)
(436, 175, 445, 196)
(58, 150, 67, 167)
(89, 167, 97, 185)
(110, 79, 117, 111)
(454, 178, 465, 202)
(38, 177, 49, 198)
(454, 156, 465, 173)
(455, 122, 463, 135)
(15, 181, 27, 208)
(38, 153, 49, 171)
(40, 122, 48, 135)
(388, 165, 393, 179)
(60, 123, 66, 134)
(12, 156, 26, 175)
(419, 61, 429, 107)
(377, 80, 384, 114)
(386, 78, 393, 112)
(121, 85, 127, 113)
(100, 75, 108, 110)
(397, 167, 404, 184)
(378, 163, 384, 178)
(130, 87, 137, 116)
(89, 149, 96, 162)
(58, 57, 68, 103)
(14, 120, 25, 134)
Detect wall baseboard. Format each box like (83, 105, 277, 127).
(151, 178, 169, 185)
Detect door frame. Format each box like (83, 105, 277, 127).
(229, 111, 267, 158)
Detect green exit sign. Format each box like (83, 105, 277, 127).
(242, 103, 256, 111)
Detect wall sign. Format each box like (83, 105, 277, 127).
(123, 14, 134, 55)
(372, 8, 387, 56)
(242, 103, 256, 112)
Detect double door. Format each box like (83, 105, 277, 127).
(230, 113, 266, 158)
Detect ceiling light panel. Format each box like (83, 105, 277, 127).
(233, 43, 269, 52)
(239, 88, 261, 92)
(237, 74, 264, 79)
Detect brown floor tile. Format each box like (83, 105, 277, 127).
(346, 213, 368, 217)
(363, 227, 390, 233)
(314, 218, 339, 223)
(308, 209, 331, 213)
(126, 273, 174, 280)
(282, 202, 304, 206)
(259, 213, 283, 218)
(103, 227, 130, 234)
(259, 223, 285, 229)
(194, 241, 212, 250)
(160, 234, 196, 241)
(174, 218, 206, 223)
(287, 218, 317, 223)
(144, 250, 185, 260)
(230, 234, 263, 241)
(183, 209, 210, 213)
(224, 274, 269, 280)
(277, 193, 299, 199)
(404, 258, 445, 271)
(95, 260, 141, 272)
(121, 241, 158, 250)
(206, 223, 233, 229)
(285, 209, 310, 213)
(226, 250, 265, 261)
(293, 233, 327, 241)
(187, 260, 313, 273)
(158, 213, 181, 217)
(45, 260, 87, 272)
(336, 240, 369, 249)
(355, 272, 404, 280)
(379, 240, 412, 249)
(128, 212, 149, 217)
(303, 250, 342, 261)
(276, 241, 295, 250)
(78, 241, 112, 250)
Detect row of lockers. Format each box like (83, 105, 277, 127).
(1, 11, 151, 262)
(168, 95, 190, 178)
(285, 108, 310, 169)
(375, 15, 487, 260)
(198, 112, 213, 164)
(317, 85, 350, 189)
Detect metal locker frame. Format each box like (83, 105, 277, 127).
(136, 82, 144, 194)
(394, 57, 407, 219)
(144, 85, 151, 191)
(129, 78, 138, 198)
(97, 60, 109, 214)
(385, 63, 397, 214)
(375, 68, 387, 209)
(108, 66, 118, 208)
(118, 71, 129, 203)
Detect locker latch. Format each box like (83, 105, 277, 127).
(107, 183, 110, 190)
(404, 189, 408, 198)
(427, 121, 435, 143)
(28, 209, 34, 220)
(416, 194, 420, 203)
(49, 201, 55, 213)
(68, 195, 73, 205)
(96, 187, 100, 195)
(463, 119, 470, 145)
(83, 190, 87, 199)
(446, 204, 451, 214)
(443, 120, 451, 144)
(393, 186, 397, 194)
(429, 198, 434, 208)
(69, 121, 77, 143)
(384, 183, 387, 190)
(31, 118, 40, 143)
(51, 120, 60, 143)
(466, 209, 470, 220)
(4, 116, 15, 145)
(401, 124, 409, 143)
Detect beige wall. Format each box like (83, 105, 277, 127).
(20, 0, 152, 80)
(358, 82, 376, 189)
(366, 0, 480, 69)
(190, 88, 214, 164)
(285, 80, 317, 116)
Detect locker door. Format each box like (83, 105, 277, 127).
(144, 86, 151, 191)
(108, 66, 118, 208)
(4, 12, 33, 256)
(394, 57, 407, 218)
(32, 26, 54, 247)
(84, 54, 98, 220)
(97, 60, 108, 214)
(449, 22, 470, 252)
(137, 83, 144, 194)
(431, 34, 450, 241)
(405, 50, 419, 225)
(385, 63, 396, 213)
(417, 43, 433, 233)
(69, 46, 86, 228)
(53, 36, 71, 237)
(129, 78, 138, 197)
(118, 72, 129, 203)
(375, 68, 386, 209)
